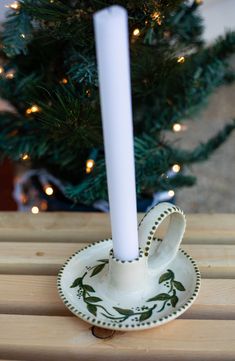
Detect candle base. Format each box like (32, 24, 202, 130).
(57, 202, 201, 331)
(57, 238, 200, 331)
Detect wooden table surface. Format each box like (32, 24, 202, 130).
(0, 212, 235, 361)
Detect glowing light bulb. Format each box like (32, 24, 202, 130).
(151, 11, 162, 25)
(20, 33, 26, 39)
(86, 159, 95, 173)
(21, 153, 30, 161)
(6, 1, 20, 10)
(168, 190, 175, 198)
(45, 186, 54, 196)
(31, 206, 39, 214)
(195, 0, 203, 4)
(60, 78, 68, 84)
(5, 71, 15, 79)
(86, 159, 94, 168)
(177, 56, 185, 64)
(133, 28, 140, 37)
(26, 105, 40, 115)
(173, 123, 182, 132)
(31, 105, 40, 113)
(172, 164, 181, 173)
(0, 67, 4, 74)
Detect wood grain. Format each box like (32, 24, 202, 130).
(0, 212, 234, 360)
(0, 315, 234, 361)
(0, 276, 234, 320)
(0, 212, 234, 244)
(0, 242, 234, 277)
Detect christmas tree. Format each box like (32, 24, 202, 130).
(0, 0, 235, 211)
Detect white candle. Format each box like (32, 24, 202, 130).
(93, 5, 139, 261)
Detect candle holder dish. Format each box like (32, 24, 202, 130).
(57, 203, 201, 331)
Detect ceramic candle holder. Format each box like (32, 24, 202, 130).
(57, 202, 201, 331)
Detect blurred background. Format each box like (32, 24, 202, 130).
(0, 0, 234, 213)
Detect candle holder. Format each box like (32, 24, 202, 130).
(57, 203, 201, 331)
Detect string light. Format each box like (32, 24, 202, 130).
(31, 105, 40, 113)
(6, 1, 20, 10)
(60, 78, 68, 84)
(195, 0, 203, 4)
(151, 11, 162, 25)
(168, 190, 175, 197)
(86, 159, 95, 173)
(5, 71, 15, 79)
(173, 123, 182, 132)
(177, 56, 185, 64)
(31, 206, 39, 214)
(44, 185, 54, 196)
(133, 28, 140, 37)
(0, 67, 4, 74)
(20, 33, 26, 39)
(26, 104, 40, 115)
(86, 89, 91, 97)
(21, 153, 30, 161)
(172, 123, 188, 132)
(172, 164, 181, 173)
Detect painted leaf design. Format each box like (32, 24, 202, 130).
(159, 271, 172, 284)
(147, 293, 171, 302)
(85, 296, 102, 303)
(171, 295, 179, 307)
(113, 307, 134, 316)
(83, 284, 95, 292)
(87, 303, 97, 316)
(139, 309, 152, 321)
(167, 269, 175, 278)
(97, 259, 109, 263)
(90, 263, 106, 277)
(70, 277, 82, 288)
(173, 280, 185, 291)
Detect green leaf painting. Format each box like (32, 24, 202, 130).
(70, 260, 186, 323)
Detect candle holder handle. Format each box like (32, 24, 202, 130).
(138, 202, 186, 276)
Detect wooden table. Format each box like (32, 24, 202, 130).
(0, 212, 234, 360)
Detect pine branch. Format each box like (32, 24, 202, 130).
(0, 0, 235, 207)
(36, 84, 102, 148)
(2, 9, 33, 56)
(67, 53, 98, 86)
(64, 120, 235, 205)
(170, 120, 235, 164)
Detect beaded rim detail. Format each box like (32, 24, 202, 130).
(57, 239, 201, 331)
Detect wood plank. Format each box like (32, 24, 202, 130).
(0, 242, 83, 275)
(0, 242, 234, 278)
(0, 212, 111, 243)
(183, 244, 235, 279)
(0, 275, 68, 316)
(183, 278, 235, 320)
(0, 276, 234, 320)
(0, 212, 234, 245)
(0, 316, 234, 360)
